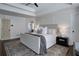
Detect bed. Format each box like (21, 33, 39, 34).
(20, 32, 56, 54)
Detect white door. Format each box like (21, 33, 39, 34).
(1, 18, 10, 40)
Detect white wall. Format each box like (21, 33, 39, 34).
(36, 8, 74, 45)
(51, 8, 74, 46)
(0, 14, 35, 39)
(36, 14, 53, 25)
(10, 16, 35, 39)
(73, 7, 79, 42)
(0, 18, 1, 39)
(10, 16, 26, 39)
(36, 8, 73, 25)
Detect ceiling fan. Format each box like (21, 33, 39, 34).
(24, 3, 72, 7)
(25, 3, 38, 7)
(34, 3, 38, 7)
(66, 3, 72, 5)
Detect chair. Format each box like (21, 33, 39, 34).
(73, 42, 79, 56)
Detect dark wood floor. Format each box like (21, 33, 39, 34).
(0, 40, 6, 56)
(0, 38, 20, 56)
(0, 40, 2, 55)
(66, 46, 73, 56)
(0, 38, 73, 56)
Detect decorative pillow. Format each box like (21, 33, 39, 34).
(37, 27, 43, 34)
(42, 27, 48, 34)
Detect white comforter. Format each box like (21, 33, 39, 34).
(20, 33, 56, 54)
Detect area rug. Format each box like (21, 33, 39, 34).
(4, 40, 69, 56)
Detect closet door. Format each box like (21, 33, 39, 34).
(1, 18, 10, 40)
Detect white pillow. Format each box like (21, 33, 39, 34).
(42, 27, 48, 34)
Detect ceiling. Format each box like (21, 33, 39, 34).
(23, 3, 71, 11)
(0, 3, 78, 17)
(20, 3, 76, 16)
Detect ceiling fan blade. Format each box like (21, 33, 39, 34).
(25, 3, 31, 5)
(34, 3, 38, 7)
(67, 3, 72, 5)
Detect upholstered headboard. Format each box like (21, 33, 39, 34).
(40, 24, 61, 36)
(40, 24, 58, 29)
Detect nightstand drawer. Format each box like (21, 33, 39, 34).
(59, 39, 65, 42)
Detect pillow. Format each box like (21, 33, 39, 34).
(37, 27, 43, 34)
(42, 27, 48, 34)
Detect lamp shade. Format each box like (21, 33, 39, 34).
(58, 25, 69, 37)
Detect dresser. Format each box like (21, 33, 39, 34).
(56, 36, 69, 46)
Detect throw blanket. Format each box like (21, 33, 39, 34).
(29, 33, 47, 55)
(40, 35, 47, 55)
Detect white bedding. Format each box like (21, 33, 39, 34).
(43, 34, 56, 49)
(20, 33, 56, 54)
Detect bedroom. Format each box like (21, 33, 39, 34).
(0, 3, 79, 56)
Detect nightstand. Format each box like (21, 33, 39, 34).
(56, 36, 69, 46)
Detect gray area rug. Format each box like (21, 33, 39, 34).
(4, 40, 69, 56)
